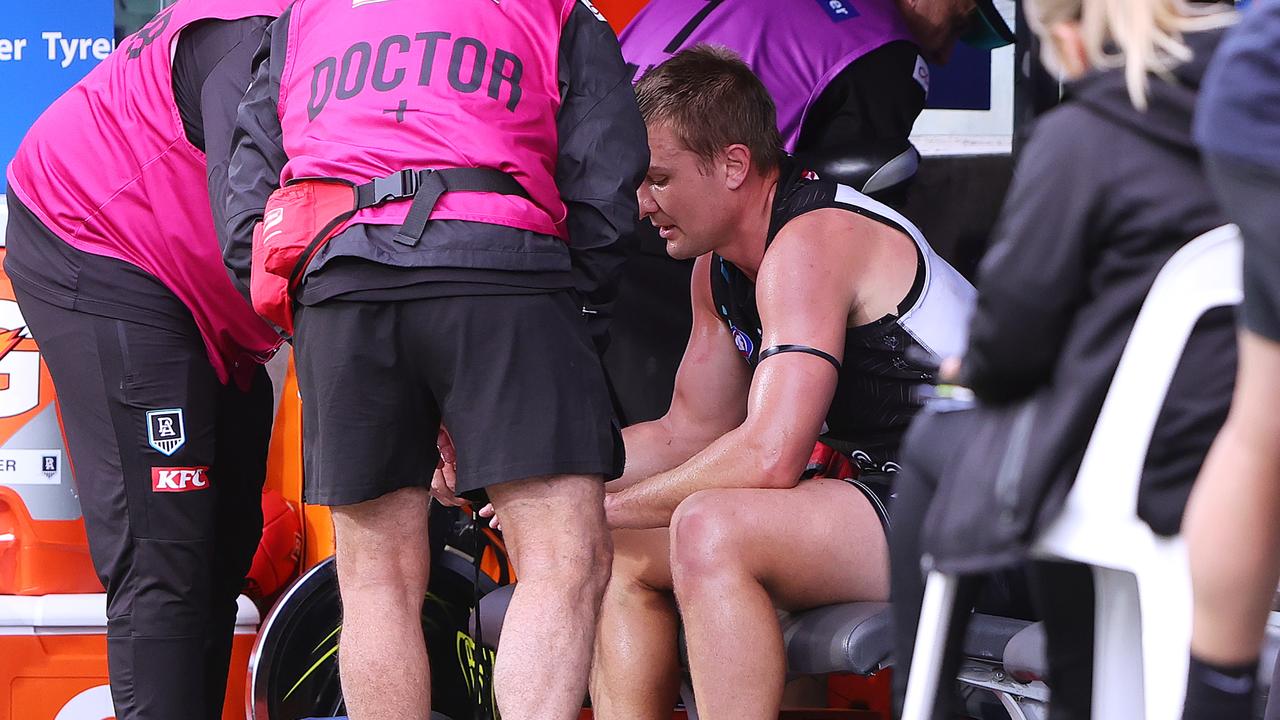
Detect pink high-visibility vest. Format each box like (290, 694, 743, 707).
(277, 0, 574, 240)
(7, 0, 289, 386)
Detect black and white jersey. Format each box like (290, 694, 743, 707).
(710, 162, 975, 470)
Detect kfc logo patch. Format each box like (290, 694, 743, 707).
(152, 466, 211, 493)
(146, 408, 185, 456)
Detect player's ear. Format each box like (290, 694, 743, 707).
(722, 144, 751, 190)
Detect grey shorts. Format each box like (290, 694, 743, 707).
(1205, 154, 1280, 341)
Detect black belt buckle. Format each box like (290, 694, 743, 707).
(370, 169, 421, 205)
(392, 169, 444, 247)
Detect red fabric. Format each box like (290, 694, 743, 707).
(250, 180, 357, 333)
(245, 489, 302, 600)
(803, 441, 859, 480)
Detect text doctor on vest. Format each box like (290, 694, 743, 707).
(3, 1, 291, 718)
(223, 1, 647, 719)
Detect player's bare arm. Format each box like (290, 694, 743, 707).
(606, 254, 754, 495)
(604, 214, 868, 529)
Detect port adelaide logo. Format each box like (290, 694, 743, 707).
(146, 408, 186, 456)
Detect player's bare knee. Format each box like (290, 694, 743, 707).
(570, 532, 615, 590)
(496, 474, 611, 588)
(607, 530, 657, 585)
(669, 490, 744, 587)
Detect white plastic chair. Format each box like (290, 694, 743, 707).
(902, 225, 1243, 720)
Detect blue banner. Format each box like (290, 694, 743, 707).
(926, 44, 993, 111)
(0, 1, 115, 193)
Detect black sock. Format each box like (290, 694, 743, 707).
(1182, 654, 1259, 720)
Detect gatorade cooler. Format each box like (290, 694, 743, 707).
(0, 594, 259, 720)
(0, 230, 259, 719)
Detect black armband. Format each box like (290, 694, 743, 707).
(758, 344, 841, 372)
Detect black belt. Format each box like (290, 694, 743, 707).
(353, 168, 532, 247)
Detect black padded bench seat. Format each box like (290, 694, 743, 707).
(470, 586, 1031, 676)
(781, 601, 1031, 675)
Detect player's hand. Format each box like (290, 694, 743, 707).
(431, 428, 467, 507)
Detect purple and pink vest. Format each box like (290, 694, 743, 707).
(6, 0, 287, 387)
(621, 0, 916, 151)
(277, 0, 573, 240)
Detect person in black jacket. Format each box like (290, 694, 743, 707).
(889, 1, 1238, 717)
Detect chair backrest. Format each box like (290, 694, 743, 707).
(1037, 224, 1242, 552)
(796, 140, 920, 198)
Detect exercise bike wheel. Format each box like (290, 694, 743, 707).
(246, 509, 512, 720)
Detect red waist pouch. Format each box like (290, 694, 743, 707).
(250, 179, 357, 334)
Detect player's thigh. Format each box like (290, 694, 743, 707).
(611, 526, 675, 593)
(672, 478, 888, 610)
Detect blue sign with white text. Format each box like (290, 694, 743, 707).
(0, 2, 115, 193)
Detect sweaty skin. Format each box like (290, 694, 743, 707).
(589, 120, 915, 720)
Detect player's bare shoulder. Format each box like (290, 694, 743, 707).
(760, 209, 879, 286)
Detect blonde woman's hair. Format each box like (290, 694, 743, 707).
(1025, 0, 1235, 110)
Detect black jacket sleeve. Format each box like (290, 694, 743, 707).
(556, 3, 649, 353)
(793, 42, 925, 155)
(962, 107, 1102, 404)
(223, 10, 291, 292)
(172, 16, 274, 296)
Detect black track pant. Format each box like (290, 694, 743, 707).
(13, 286, 272, 720)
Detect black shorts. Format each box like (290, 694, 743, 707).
(845, 472, 894, 535)
(293, 291, 624, 506)
(1204, 154, 1280, 342)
